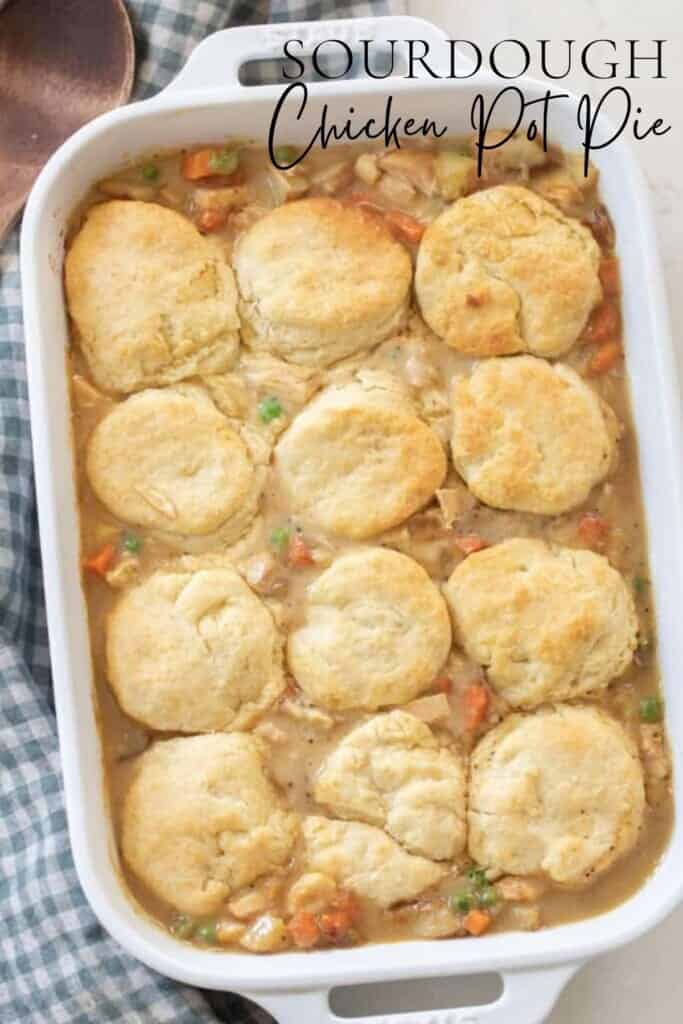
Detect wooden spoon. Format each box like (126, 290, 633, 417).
(0, 0, 135, 242)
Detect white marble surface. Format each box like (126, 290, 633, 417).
(354, 2, 683, 1022)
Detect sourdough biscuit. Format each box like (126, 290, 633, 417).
(288, 548, 452, 710)
(468, 706, 645, 886)
(302, 816, 445, 908)
(445, 539, 638, 708)
(106, 566, 285, 732)
(121, 734, 299, 916)
(415, 185, 601, 357)
(234, 197, 412, 366)
(451, 356, 619, 515)
(315, 711, 466, 860)
(86, 386, 263, 545)
(65, 200, 239, 394)
(275, 376, 447, 539)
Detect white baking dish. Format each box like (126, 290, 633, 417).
(20, 15, 683, 1024)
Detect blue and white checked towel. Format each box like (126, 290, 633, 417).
(0, 1, 389, 1021)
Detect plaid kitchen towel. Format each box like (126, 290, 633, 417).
(0, 1, 391, 1022)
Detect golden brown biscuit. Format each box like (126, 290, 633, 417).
(106, 566, 285, 732)
(121, 734, 299, 916)
(415, 185, 601, 357)
(315, 711, 466, 860)
(288, 548, 452, 710)
(445, 539, 638, 708)
(468, 706, 645, 886)
(65, 201, 239, 394)
(86, 386, 263, 545)
(451, 356, 619, 515)
(275, 376, 447, 539)
(302, 816, 445, 908)
(233, 198, 412, 366)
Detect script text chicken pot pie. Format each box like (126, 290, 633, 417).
(66, 134, 672, 954)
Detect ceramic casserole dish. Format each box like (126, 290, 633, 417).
(20, 15, 683, 1024)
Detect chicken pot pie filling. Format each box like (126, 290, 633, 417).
(66, 135, 672, 954)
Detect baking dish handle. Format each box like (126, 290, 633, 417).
(163, 15, 461, 94)
(251, 962, 582, 1024)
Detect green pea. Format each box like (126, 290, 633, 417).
(258, 395, 283, 423)
(208, 149, 240, 175)
(170, 915, 195, 940)
(640, 696, 663, 723)
(141, 164, 159, 181)
(123, 532, 141, 554)
(477, 886, 497, 909)
(270, 527, 290, 551)
(467, 867, 488, 888)
(450, 893, 472, 913)
(196, 921, 218, 944)
(633, 576, 649, 595)
(273, 145, 298, 166)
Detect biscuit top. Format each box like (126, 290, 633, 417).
(446, 538, 638, 708)
(468, 706, 645, 886)
(86, 387, 255, 536)
(234, 198, 412, 366)
(315, 710, 467, 861)
(65, 201, 240, 394)
(451, 355, 619, 515)
(302, 816, 445, 909)
(121, 734, 299, 916)
(106, 567, 285, 733)
(416, 185, 602, 357)
(287, 547, 452, 711)
(275, 376, 447, 538)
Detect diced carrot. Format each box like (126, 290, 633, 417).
(83, 542, 116, 578)
(182, 149, 217, 180)
(288, 911, 321, 949)
(463, 909, 492, 936)
(583, 301, 620, 345)
(319, 909, 354, 943)
(435, 675, 452, 694)
(288, 534, 315, 567)
(599, 257, 620, 296)
(587, 340, 623, 376)
(196, 208, 228, 233)
(332, 889, 361, 923)
(578, 512, 609, 550)
(454, 534, 489, 556)
(384, 209, 426, 245)
(463, 685, 490, 730)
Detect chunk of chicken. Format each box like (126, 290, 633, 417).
(495, 876, 547, 902)
(240, 914, 289, 953)
(378, 150, 436, 196)
(640, 724, 671, 783)
(286, 872, 337, 915)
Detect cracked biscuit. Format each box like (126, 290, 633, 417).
(65, 200, 240, 394)
(451, 356, 619, 515)
(445, 538, 638, 708)
(415, 185, 601, 357)
(468, 706, 645, 886)
(234, 197, 412, 366)
(106, 566, 285, 732)
(315, 711, 466, 860)
(121, 734, 299, 915)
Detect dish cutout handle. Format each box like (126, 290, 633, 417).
(251, 964, 582, 1024)
(163, 15, 465, 94)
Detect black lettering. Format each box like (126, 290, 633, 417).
(361, 38, 397, 80)
(489, 39, 531, 79)
(449, 40, 482, 79)
(311, 39, 353, 80)
(538, 39, 574, 79)
(406, 39, 440, 79)
(581, 39, 618, 80)
(626, 39, 667, 79)
(282, 39, 305, 81)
